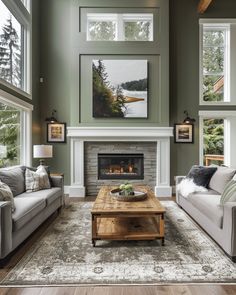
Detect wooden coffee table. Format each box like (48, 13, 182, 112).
(91, 186, 166, 246)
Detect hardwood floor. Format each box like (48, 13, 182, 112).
(0, 196, 235, 294)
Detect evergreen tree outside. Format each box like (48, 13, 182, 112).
(203, 118, 224, 165)
(203, 28, 225, 102)
(89, 21, 116, 41)
(0, 102, 21, 168)
(0, 16, 22, 89)
(125, 21, 151, 41)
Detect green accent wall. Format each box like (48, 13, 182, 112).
(39, 0, 169, 184)
(170, 0, 236, 184)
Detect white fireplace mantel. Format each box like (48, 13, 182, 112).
(67, 127, 173, 197)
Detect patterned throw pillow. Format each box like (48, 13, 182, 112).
(220, 179, 236, 205)
(0, 181, 15, 212)
(25, 166, 51, 193)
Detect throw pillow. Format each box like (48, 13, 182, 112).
(220, 179, 236, 205)
(0, 166, 25, 197)
(25, 168, 40, 192)
(186, 165, 217, 187)
(209, 166, 236, 194)
(25, 166, 51, 193)
(176, 178, 208, 198)
(0, 181, 15, 212)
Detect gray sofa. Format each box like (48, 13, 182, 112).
(0, 166, 64, 260)
(176, 166, 236, 261)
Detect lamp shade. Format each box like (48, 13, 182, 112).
(33, 145, 53, 158)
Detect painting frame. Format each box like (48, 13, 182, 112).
(174, 123, 194, 144)
(47, 123, 66, 143)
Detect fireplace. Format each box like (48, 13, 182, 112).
(98, 153, 144, 180)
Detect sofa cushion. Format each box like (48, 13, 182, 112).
(0, 166, 25, 197)
(12, 197, 46, 231)
(209, 166, 236, 194)
(18, 188, 61, 206)
(188, 193, 223, 228)
(186, 165, 217, 187)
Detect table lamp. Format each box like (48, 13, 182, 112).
(33, 145, 53, 166)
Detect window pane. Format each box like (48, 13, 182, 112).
(203, 75, 224, 101)
(0, 102, 21, 167)
(203, 29, 225, 47)
(203, 118, 224, 166)
(88, 21, 116, 41)
(124, 21, 152, 41)
(0, 0, 23, 90)
(203, 47, 224, 74)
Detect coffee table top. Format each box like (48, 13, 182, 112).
(92, 186, 166, 214)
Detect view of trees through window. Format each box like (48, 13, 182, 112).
(202, 26, 227, 102)
(0, 0, 23, 89)
(203, 118, 224, 165)
(0, 101, 21, 168)
(87, 14, 153, 41)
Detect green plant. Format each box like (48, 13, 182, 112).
(119, 182, 134, 196)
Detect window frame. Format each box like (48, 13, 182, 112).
(199, 19, 236, 106)
(0, 0, 32, 98)
(0, 89, 33, 166)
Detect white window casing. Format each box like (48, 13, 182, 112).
(199, 19, 236, 105)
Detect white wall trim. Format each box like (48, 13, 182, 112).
(67, 127, 173, 198)
(0, 89, 33, 111)
(199, 110, 236, 117)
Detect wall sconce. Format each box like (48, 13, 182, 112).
(45, 109, 58, 123)
(183, 110, 196, 124)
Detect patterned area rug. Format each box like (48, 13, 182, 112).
(2, 201, 236, 285)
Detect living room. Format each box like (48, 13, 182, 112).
(0, 0, 236, 293)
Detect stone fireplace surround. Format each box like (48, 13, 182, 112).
(67, 127, 173, 197)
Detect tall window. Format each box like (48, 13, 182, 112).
(87, 13, 153, 41)
(0, 1, 23, 89)
(0, 101, 21, 167)
(0, 0, 31, 95)
(202, 25, 229, 102)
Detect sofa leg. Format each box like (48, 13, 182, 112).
(57, 206, 62, 214)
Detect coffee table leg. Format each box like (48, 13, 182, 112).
(92, 214, 97, 247)
(161, 237, 165, 246)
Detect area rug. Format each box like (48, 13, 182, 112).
(2, 201, 236, 285)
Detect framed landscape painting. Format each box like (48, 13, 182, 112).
(174, 124, 194, 143)
(92, 59, 148, 118)
(47, 123, 66, 143)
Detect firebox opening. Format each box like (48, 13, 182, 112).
(98, 153, 144, 180)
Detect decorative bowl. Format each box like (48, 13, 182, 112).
(110, 188, 147, 202)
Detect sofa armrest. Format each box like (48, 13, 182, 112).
(175, 176, 185, 203)
(0, 201, 12, 259)
(50, 176, 63, 189)
(223, 202, 236, 257)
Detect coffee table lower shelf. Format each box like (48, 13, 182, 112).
(91, 214, 165, 247)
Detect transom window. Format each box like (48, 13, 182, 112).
(87, 13, 153, 41)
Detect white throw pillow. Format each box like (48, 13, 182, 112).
(0, 181, 15, 212)
(177, 178, 208, 198)
(25, 166, 51, 193)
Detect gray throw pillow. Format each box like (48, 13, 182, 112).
(0, 181, 15, 212)
(187, 165, 217, 187)
(209, 166, 236, 194)
(0, 166, 25, 197)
